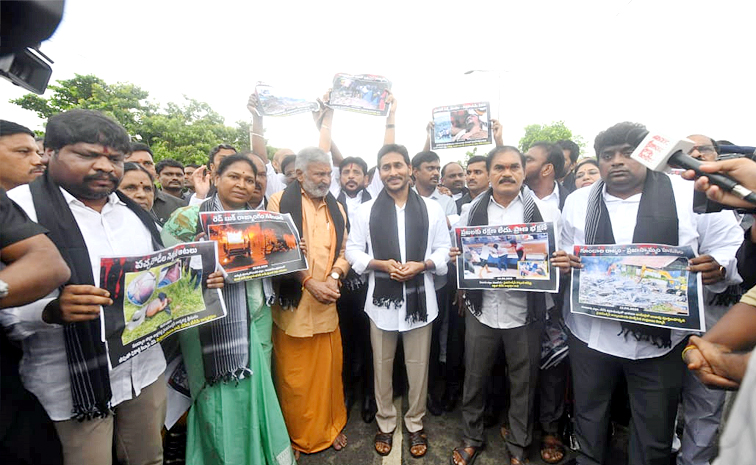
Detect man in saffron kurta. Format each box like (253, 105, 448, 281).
(268, 147, 350, 454)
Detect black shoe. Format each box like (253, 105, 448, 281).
(427, 393, 443, 416)
(362, 396, 377, 423)
(441, 388, 460, 412)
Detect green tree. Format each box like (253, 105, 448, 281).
(10, 74, 255, 166)
(518, 121, 586, 153)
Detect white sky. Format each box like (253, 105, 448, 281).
(2, 0, 755, 167)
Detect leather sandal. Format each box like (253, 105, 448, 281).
(450, 443, 483, 465)
(409, 429, 428, 458)
(541, 434, 566, 464)
(374, 430, 394, 456)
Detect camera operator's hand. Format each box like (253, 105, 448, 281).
(681, 158, 756, 209)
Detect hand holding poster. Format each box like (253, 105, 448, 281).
(455, 221, 558, 292)
(570, 244, 705, 332)
(200, 210, 308, 282)
(254, 83, 320, 117)
(329, 73, 392, 116)
(99, 241, 225, 369)
(431, 102, 492, 150)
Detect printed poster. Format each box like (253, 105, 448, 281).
(254, 83, 320, 117)
(431, 102, 492, 150)
(570, 244, 705, 332)
(329, 73, 392, 116)
(455, 221, 558, 292)
(200, 210, 308, 282)
(100, 241, 225, 369)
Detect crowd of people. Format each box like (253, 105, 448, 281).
(0, 91, 755, 465)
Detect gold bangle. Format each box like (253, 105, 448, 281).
(681, 344, 696, 362)
(301, 276, 312, 290)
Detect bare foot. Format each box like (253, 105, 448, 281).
(332, 431, 347, 451)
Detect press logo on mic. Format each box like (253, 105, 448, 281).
(631, 133, 695, 171)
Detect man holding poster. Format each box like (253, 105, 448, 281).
(551, 122, 742, 465)
(450, 146, 561, 465)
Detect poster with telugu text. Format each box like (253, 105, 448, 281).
(570, 243, 705, 331)
(200, 210, 307, 283)
(455, 221, 558, 292)
(99, 241, 225, 369)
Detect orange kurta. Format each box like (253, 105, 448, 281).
(268, 189, 349, 453)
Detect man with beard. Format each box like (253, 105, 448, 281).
(0, 120, 45, 191)
(346, 144, 450, 458)
(524, 141, 567, 211)
(3, 110, 219, 464)
(552, 122, 742, 465)
(268, 147, 350, 456)
(441, 162, 468, 201)
(155, 158, 187, 200)
(557, 139, 580, 193)
(450, 146, 561, 465)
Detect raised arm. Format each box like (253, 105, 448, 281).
(383, 91, 397, 145)
(423, 121, 433, 152)
(318, 91, 335, 153)
(247, 93, 268, 164)
(492, 119, 503, 147)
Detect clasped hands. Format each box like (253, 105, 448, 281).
(377, 259, 426, 282)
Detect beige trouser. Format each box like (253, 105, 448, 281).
(54, 375, 167, 465)
(370, 319, 432, 434)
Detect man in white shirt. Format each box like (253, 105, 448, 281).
(450, 146, 561, 465)
(346, 143, 450, 459)
(524, 142, 568, 211)
(441, 161, 468, 201)
(2, 110, 221, 465)
(552, 122, 742, 465)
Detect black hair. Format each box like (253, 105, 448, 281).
(130, 142, 153, 156)
(441, 161, 463, 177)
(377, 144, 410, 166)
(123, 161, 154, 182)
(155, 158, 185, 174)
(593, 122, 648, 156)
(208, 144, 238, 168)
(0, 120, 35, 139)
(216, 154, 257, 177)
(574, 158, 599, 172)
(466, 155, 487, 167)
(529, 141, 565, 180)
(411, 151, 440, 169)
(185, 163, 201, 169)
(44, 109, 131, 154)
(556, 139, 580, 163)
(280, 154, 297, 173)
(486, 146, 526, 171)
(339, 156, 368, 175)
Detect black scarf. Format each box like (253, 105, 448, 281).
(274, 179, 346, 309)
(584, 170, 677, 348)
(369, 188, 429, 323)
(337, 188, 372, 291)
(29, 172, 162, 420)
(197, 196, 252, 384)
(463, 187, 547, 322)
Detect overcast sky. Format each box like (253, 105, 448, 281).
(2, 0, 754, 166)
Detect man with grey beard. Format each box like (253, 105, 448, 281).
(268, 147, 351, 455)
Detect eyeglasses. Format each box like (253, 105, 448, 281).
(688, 145, 716, 155)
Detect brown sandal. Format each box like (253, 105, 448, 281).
(409, 429, 428, 458)
(374, 430, 394, 456)
(450, 443, 483, 465)
(541, 434, 566, 464)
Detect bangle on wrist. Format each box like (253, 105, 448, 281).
(321, 124, 330, 130)
(301, 276, 312, 289)
(386, 124, 395, 129)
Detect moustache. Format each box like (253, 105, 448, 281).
(498, 177, 516, 184)
(85, 173, 120, 184)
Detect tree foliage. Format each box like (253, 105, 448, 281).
(10, 74, 253, 165)
(518, 121, 586, 153)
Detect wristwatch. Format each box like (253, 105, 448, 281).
(0, 279, 8, 299)
(330, 271, 341, 281)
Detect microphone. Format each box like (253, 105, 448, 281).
(630, 133, 756, 206)
(719, 145, 756, 160)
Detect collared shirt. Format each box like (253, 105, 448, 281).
(538, 181, 561, 211)
(340, 190, 367, 224)
(152, 189, 187, 224)
(457, 192, 562, 329)
(346, 196, 451, 332)
(265, 161, 287, 197)
(2, 185, 166, 421)
(560, 174, 743, 360)
(268, 190, 350, 337)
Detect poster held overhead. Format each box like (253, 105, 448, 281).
(329, 73, 392, 116)
(254, 83, 320, 117)
(431, 102, 492, 150)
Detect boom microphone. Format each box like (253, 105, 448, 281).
(630, 133, 756, 206)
